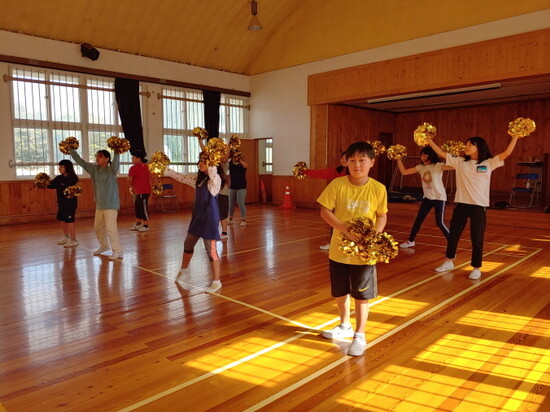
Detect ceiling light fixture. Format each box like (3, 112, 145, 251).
(248, 0, 263, 31)
(366, 83, 502, 104)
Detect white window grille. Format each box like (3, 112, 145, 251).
(8, 66, 133, 176)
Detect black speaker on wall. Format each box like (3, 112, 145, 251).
(81, 43, 100, 61)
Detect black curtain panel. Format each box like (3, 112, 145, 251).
(115, 77, 145, 155)
(203, 89, 221, 140)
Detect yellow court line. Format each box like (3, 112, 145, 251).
(246, 247, 542, 411)
(119, 244, 538, 411)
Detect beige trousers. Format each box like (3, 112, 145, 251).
(94, 209, 121, 253)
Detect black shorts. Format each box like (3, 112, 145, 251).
(218, 194, 229, 220)
(57, 200, 77, 223)
(329, 259, 378, 300)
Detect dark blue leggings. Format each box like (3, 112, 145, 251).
(408, 198, 450, 242)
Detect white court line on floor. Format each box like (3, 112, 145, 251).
(245, 246, 542, 411)
(119, 243, 535, 412)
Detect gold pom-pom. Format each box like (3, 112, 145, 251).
(441, 140, 465, 156)
(386, 144, 408, 160)
(148, 151, 171, 177)
(152, 182, 164, 195)
(413, 122, 437, 147)
(107, 136, 131, 154)
(63, 184, 82, 198)
(34, 172, 50, 189)
(192, 127, 209, 139)
(337, 217, 398, 264)
(229, 134, 241, 149)
(507, 117, 536, 138)
(366, 140, 386, 157)
(293, 161, 308, 179)
(231, 149, 243, 165)
(59, 137, 79, 154)
(201, 137, 228, 167)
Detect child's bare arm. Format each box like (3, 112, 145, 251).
(497, 136, 519, 161)
(397, 159, 417, 176)
(427, 138, 447, 159)
(374, 212, 387, 233)
(320, 207, 359, 242)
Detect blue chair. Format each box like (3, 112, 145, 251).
(155, 184, 179, 212)
(509, 173, 539, 208)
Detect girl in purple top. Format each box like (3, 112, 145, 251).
(165, 160, 225, 293)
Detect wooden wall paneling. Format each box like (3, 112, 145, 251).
(239, 139, 259, 204)
(310, 104, 329, 169)
(0, 177, 198, 225)
(272, 175, 327, 208)
(308, 28, 550, 105)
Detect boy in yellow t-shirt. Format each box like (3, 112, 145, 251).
(317, 141, 388, 357)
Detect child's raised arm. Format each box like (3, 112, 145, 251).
(397, 159, 418, 176)
(164, 167, 196, 188)
(206, 166, 221, 196)
(69, 149, 93, 174)
(427, 138, 447, 160)
(497, 136, 519, 161)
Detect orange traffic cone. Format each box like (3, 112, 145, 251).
(280, 185, 296, 209)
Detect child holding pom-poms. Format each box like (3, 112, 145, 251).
(317, 141, 388, 357)
(48, 160, 79, 248)
(165, 154, 226, 293)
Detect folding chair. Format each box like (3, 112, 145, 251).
(155, 184, 179, 212)
(509, 173, 539, 208)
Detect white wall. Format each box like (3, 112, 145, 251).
(250, 9, 550, 175)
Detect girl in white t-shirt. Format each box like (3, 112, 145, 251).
(427, 135, 520, 279)
(397, 147, 454, 248)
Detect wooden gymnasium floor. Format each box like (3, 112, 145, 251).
(0, 203, 549, 411)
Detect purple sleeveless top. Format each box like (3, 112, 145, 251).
(188, 179, 220, 240)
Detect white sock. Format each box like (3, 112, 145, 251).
(339, 323, 352, 330)
(354, 332, 365, 339)
(211, 280, 222, 286)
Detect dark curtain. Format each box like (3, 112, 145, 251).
(203, 89, 221, 140)
(115, 77, 145, 155)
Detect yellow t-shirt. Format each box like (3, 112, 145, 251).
(317, 175, 388, 265)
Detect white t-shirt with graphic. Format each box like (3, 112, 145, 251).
(415, 163, 447, 201)
(446, 155, 504, 207)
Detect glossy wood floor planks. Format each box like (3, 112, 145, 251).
(0, 203, 548, 411)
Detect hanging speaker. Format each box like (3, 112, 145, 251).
(81, 43, 100, 61)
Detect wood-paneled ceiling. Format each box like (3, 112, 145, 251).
(1, 0, 549, 75)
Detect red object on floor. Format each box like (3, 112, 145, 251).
(280, 185, 296, 209)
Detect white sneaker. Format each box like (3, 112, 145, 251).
(57, 236, 70, 245)
(435, 260, 454, 272)
(64, 240, 79, 248)
(93, 248, 110, 255)
(108, 252, 121, 260)
(240, 221, 247, 227)
(319, 244, 330, 250)
(347, 336, 367, 357)
(205, 281, 222, 293)
(130, 223, 141, 231)
(175, 269, 185, 283)
(138, 226, 149, 232)
(399, 240, 415, 248)
(468, 269, 482, 280)
(321, 324, 355, 339)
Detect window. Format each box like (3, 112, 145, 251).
(9, 66, 131, 176)
(161, 87, 204, 174)
(219, 94, 248, 142)
(161, 89, 249, 174)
